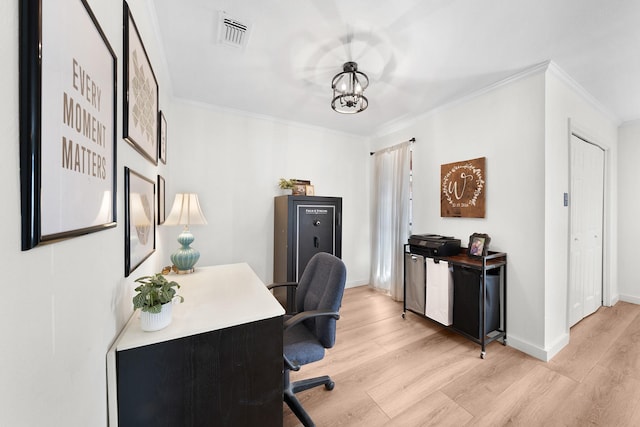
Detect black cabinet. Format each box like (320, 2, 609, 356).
(116, 318, 283, 427)
(274, 196, 342, 309)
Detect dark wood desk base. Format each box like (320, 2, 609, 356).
(116, 316, 283, 427)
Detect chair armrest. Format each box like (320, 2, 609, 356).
(283, 310, 340, 331)
(284, 354, 300, 371)
(266, 281, 298, 290)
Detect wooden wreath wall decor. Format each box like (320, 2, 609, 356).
(441, 157, 486, 218)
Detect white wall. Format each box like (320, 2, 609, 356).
(371, 63, 619, 361)
(1, 1, 168, 426)
(618, 119, 640, 303)
(0, 0, 369, 426)
(372, 70, 548, 357)
(0, 0, 625, 423)
(543, 65, 618, 358)
(161, 100, 371, 287)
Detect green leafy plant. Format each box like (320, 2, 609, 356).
(278, 178, 296, 189)
(133, 273, 183, 313)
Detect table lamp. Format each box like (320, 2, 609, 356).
(164, 193, 208, 274)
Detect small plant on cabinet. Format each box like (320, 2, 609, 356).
(278, 178, 296, 190)
(132, 273, 183, 313)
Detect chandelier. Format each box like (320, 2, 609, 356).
(331, 61, 369, 114)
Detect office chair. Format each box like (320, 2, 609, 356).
(268, 252, 347, 427)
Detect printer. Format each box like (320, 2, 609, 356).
(408, 234, 461, 257)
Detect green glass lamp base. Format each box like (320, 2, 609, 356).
(170, 228, 200, 274)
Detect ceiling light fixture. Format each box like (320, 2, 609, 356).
(331, 61, 369, 114)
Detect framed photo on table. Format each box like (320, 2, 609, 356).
(19, 0, 117, 250)
(125, 167, 156, 277)
(468, 233, 490, 258)
(123, 1, 158, 165)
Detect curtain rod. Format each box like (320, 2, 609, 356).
(370, 137, 415, 156)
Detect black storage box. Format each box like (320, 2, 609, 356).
(452, 266, 500, 339)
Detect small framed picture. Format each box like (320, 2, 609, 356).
(468, 233, 490, 257)
(125, 167, 156, 276)
(305, 185, 315, 196)
(157, 175, 165, 225)
(292, 184, 306, 196)
(159, 111, 167, 164)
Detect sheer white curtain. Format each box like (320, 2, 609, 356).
(370, 141, 411, 300)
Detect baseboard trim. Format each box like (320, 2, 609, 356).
(545, 332, 571, 361)
(506, 332, 569, 362)
(505, 335, 546, 361)
(619, 294, 640, 305)
(346, 280, 369, 289)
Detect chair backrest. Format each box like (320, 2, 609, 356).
(295, 252, 347, 348)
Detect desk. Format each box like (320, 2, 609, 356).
(107, 263, 285, 426)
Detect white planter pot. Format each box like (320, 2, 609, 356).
(140, 302, 173, 332)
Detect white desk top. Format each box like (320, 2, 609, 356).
(113, 263, 285, 351)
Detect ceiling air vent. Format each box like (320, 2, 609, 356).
(217, 11, 251, 49)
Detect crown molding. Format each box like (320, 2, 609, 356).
(173, 97, 368, 141)
(546, 60, 621, 126)
(373, 60, 623, 139)
(372, 61, 551, 138)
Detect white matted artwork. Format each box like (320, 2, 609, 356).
(19, 0, 117, 250)
(123, 1, 158, 165)
(125, 167, 156, 276)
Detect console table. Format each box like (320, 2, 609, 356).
(403, 245, 507, 358)
(106, 263, 285, 427)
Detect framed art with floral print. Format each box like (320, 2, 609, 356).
(123, 1, 158, 165)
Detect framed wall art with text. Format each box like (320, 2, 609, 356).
(440, 157, 486, 218)
(19, 0, 117, 250)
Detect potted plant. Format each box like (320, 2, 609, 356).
(133, 273, 184, 331)
(278, 178, 295, 193)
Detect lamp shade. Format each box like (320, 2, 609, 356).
(164, 193, 208, 227)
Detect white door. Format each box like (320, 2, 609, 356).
(569, 134, 604, 327)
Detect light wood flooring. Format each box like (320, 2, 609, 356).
(283, 286, 640, 426)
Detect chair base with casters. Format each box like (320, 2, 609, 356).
(283, 364, 334, 427)
(268, 252, 347, 427)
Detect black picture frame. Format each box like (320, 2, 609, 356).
(123, 1, 158, 165)
(159, 110, 167, 164)
(157, 175, 166, 225)
(468, 233, 491, 257)
(19, 0, 117, 250)
(125, 167, 156, 277)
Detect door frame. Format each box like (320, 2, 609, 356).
(567, 119, 612, 329)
